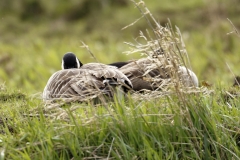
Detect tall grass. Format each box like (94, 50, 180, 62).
(1, 85, 240, 159)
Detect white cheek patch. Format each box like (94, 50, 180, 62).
(76, 58, 80, 68)
(61, 60, 65, 70)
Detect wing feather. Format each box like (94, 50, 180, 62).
(43, 64, 132, 101)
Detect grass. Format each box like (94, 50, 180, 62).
(0, 0, 240, 93)
(0, 85, 240, 159)
(0, 0, 240, 159)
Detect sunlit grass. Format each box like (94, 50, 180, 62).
(0, 85, 239, 159)
(0, 0, 240, 159)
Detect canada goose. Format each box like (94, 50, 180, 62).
(59, 52, 198, 92)
(43, 53, 133, 102)
(110, 58, 199, 91)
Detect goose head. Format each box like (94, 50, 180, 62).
(61, 52, 83, 69)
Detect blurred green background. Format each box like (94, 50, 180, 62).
(0, 0, 239, 94)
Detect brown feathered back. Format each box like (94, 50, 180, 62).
(119, 58, 170, 91)
(43, 63, 132, 101)
(118, 58, 198, 91)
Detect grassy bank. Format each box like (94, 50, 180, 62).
(0, 0, 240, 159)
(0, 85, 240, 159)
